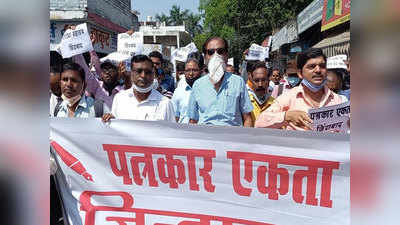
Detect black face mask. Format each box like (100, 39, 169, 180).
(186, 77, 199, 87)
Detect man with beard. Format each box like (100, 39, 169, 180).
(255, 48, 345, 130)
(247, 61, 275, 127)
(171, 57, 203, 123)
(187, 36, 253, 127)
(102, 55, 175, 122)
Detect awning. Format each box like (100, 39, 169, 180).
(313, 31, 350, 57)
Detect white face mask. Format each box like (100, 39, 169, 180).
(208, 53, 226, 84)
(132, 79, 154, 93)
(61, 94, 82, 107)
(61, 85, 83, 107)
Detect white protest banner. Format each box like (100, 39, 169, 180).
(117, 32, 144, 57)
(245, 44, 270, 61)
(59, 23, 94, 59)
(100, 52, 132, 72)
(171, 42, 198, 62)
(309, 101, 350, 133)
(50, 118, 349, 225)
(327, 55, 348, 69)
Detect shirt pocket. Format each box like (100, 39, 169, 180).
(223, 91, 238, 116)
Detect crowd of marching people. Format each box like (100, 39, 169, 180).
(50, 27, 350, 225)
(50, 30, 350, 131)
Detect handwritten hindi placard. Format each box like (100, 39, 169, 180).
(59, 23, 94, 59)
(309, 101, 350, 133)
(50, 118, 349, 225)
(245, 44, 270, 61)
(117, 32, 144, 57)
(171, 42, 198, 63)
(327, 54, 348, 69)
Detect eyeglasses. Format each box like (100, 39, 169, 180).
(206, 48, 227, 56)
(132, 68, 153, 75)
(153, 62, 161, 66)
(184, 69, 200, 73)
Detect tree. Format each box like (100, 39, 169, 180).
(197, 0, 314, 64)
(155, 13, 171, 26)
(155, 4, 203, 39)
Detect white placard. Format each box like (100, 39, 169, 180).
(245, 44, 270, 61)
(309, 101, 350, 133)
(50, 118, 349, 225)
(59, 23, 94, 58)
(327, 55, 348, 69)
(228, 58, 234, 66)
(117, 32, 144, 57)
(171, 42, 198, 62)
(100, 52, 132, 72)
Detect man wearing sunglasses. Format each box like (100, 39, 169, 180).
(187, 37, 253, 127)
(102, 55, 175, 122)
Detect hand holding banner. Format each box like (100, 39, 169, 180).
(59, 23, 94, 59)
(309, 101, 350, 133)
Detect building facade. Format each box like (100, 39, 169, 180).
(50, 0, 139, 55)
(139, 16, 192, 59)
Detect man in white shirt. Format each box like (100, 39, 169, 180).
(102, 55, 175, 122)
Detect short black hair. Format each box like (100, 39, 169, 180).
(148, 51, 163, 61)
(296, 48, 327, 70)
(176, 61, 185, 72)
(100, 61, 117, 71)
(187, 52, 205, 69)
(249, 61, 269, 77)
(202, 36, 229, 54)
(61, 62, 85, 82)
(272, 67, 280, 72)
(50, 65, 61, 75)
(131, 54, 153, 66)
(246, 60, 261, 73)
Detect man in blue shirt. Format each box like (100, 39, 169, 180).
(172, 56, 204, 123)
(149, 51, 175, 92)
(187, 37, 253, 127)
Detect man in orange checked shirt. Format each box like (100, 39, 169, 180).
(255, 48, 345, 131)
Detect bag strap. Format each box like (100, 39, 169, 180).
(53, 97, 63, 117)
(94, 99, 104, 118)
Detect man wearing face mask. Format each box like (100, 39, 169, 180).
(102, 55, 175, 122)
(187, 37, 253, 127)
(52, 62, 110, 118)
(271, 67, 301, 98)
(172, 57, 204, 123)
(255, 48, 344, 130)
(247, 62, 275, 127)
(149, 51, 175, 93)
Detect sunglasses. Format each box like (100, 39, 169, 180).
(206, 48, 227, 56)
(132, 68, 153, 75)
